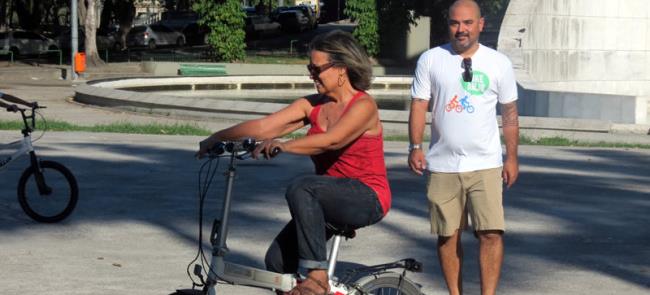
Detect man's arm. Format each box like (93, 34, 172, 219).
(408, 98, 429, 175)
(501, 101, 519, 188)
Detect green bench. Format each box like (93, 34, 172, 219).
(178, 64, 227, 76)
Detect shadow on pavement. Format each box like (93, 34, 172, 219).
(0, 137, 648, 293)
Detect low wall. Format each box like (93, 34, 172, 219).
(498, 0, 650, 125)
(72, 75, 650, 137)
(518, 87, 648, 124)
(141, 61, 415, 77)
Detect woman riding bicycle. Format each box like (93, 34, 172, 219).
(0, 92, 37, 112)
(196, 30, 391, 295)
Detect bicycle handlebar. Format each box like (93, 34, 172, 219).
(207, 138, 258, 157)
(12, 103, 46, 132)
(206, 138, 283, 159)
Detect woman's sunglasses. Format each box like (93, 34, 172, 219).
(307, 62, 335, 77)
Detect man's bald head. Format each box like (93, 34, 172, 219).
(447, 0, 484, 55)
(449, 0, 482, 19)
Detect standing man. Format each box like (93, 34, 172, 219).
(408, 1, 519, 294)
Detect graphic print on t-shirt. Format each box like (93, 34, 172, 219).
(444, 94, 475, 113)
(461, 70, 489, 95)
(444, 70, 489, 114)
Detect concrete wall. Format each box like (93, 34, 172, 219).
(379, 14, 431, 64)
(498, 0, 650, 124)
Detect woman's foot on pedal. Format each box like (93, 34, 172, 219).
(289, 270, 329, 295)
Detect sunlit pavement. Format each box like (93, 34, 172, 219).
(0, 131, 648, 295)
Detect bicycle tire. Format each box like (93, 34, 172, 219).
(18, 160, 78, 223)
(349, 271, 422, 295)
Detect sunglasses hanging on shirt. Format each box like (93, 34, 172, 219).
(462, 58, 472, 82)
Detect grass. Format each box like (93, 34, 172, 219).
(0, 120, 212, 136)
(384, 134, 650, 149)
(518, 135, 650, 149)
(0, 120, 647, 149)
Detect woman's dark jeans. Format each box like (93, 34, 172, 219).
(264, 175, 384, 274)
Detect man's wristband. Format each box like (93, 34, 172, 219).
(408, 143, 422, 152)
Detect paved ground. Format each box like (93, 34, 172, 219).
(0, 64, 649, 294)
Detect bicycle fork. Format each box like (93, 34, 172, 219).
(25, 140, 51, 196)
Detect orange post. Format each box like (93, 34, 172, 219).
(74, 52, 86, 73)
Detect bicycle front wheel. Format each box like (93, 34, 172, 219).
(18, 160, 79, 223)
(350, 271, 422, 295)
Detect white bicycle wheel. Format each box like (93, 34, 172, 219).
(349, 271, 422, 295)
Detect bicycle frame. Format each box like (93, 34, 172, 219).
(196, 140, 423, 295)
(204, 149, 296, 294)
(0, 135, 33, 170)
(1, 107, 51, 195)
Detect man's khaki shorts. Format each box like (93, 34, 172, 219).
(426, 167, 504, 236)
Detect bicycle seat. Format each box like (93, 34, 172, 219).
(326, 223, 356, 239)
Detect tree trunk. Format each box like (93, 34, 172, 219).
(84, 0, 105, 67)
(115, 0, 136, 50)
(78, 0, 86, 27)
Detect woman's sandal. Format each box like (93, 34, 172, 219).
(289, 274, 330, 295)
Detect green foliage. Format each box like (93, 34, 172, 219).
(377, 0, 418, 58)
(344, 0, 379, 57)
(193, 0, 246, 62)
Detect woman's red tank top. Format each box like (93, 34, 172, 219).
(307, 91, 391, 215)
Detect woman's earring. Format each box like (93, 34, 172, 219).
(337, 74, 346, 87)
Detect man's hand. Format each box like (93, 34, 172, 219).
(502, 157, 519, 188)
(408, 149, 426, 175)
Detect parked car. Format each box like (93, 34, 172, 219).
(0, 30, 59, 56)
(126, 24, 185, 49)
(277, 10, 311, 33)
(56, 27, 120, 51)
(273, 5, 318, 29)
(182, 22, 210, 45)
(245, 15, 281, 39)
(158, 11, 199, 31)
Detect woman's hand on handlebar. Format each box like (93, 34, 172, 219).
(253, 139, 284, 159)
(196, 138, 214, 159)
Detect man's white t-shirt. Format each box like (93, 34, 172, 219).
(411, 43, 518, 173)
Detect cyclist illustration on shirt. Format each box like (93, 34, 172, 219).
(445, 95, 475, 113)
(459, 95, 474, 113)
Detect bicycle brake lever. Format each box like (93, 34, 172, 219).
(403, 258, 423, 272)
(268, 147, 282, 158)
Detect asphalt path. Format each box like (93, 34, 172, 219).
(0, 131, 648, 295)
(0, 63, 648, 294)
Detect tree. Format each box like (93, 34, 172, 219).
(194, 0, 246, 62)
(82, 0, 104, 67)
(344, 0, 379, 57)
(113, 0, 136, 50)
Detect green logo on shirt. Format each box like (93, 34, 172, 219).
(461, 71, 489, 95)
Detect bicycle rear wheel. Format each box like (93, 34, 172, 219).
(18, 160, 78, 223)
(350, 271, 422, 295)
